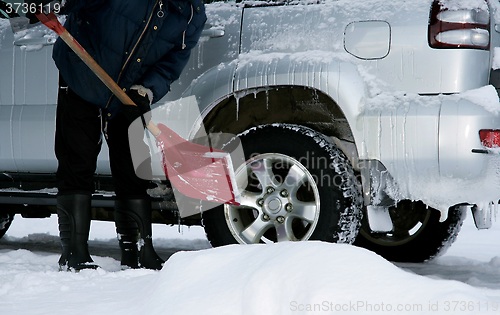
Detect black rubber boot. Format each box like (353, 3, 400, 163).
(114, 199, 164, 270)
(57, 194, 98, 271)
(114, 209, 139, 269)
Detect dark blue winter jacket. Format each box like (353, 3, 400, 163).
(53, 0, 206, 119)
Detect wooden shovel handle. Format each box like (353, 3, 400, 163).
(36, 12, 161, 136)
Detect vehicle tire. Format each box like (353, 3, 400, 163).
(203, 124, 363, 246)
(0, 212, 14, 239)
(353, 201, 466, 262)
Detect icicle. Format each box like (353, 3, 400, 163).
(265, 89, 269, 110)
(233, 90, 247, 121)
(177, 207, 182, 233)
(494, 201, 498, 223)
(196, 38, 205, 69)
(198, 199, 204, 227)
(235, 94, 240, 121)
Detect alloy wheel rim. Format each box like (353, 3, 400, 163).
(224, 153, 321, 244)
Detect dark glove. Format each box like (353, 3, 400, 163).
(121, 85, 153, 126)
(25, 0, 59, 24)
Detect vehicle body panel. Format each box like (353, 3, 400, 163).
(0, 0, 499, 217)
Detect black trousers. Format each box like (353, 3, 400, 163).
(55, 78, 151, 199)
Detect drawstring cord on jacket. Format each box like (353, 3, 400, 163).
(181, 4, 194, 49)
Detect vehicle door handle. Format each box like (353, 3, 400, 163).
(14, 36, 57, 46)
(201, 28, 225, 38)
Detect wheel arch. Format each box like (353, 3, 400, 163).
(182, 55, 367, 155)
(203, 86, 355, 143)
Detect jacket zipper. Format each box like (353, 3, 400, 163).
(104, 0, 160, 115)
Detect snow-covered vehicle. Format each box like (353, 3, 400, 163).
(1, 0, 500, 262)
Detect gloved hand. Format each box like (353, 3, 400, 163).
(121, 85, 153, 126)
(25, 0, 60, 24)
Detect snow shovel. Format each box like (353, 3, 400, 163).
(35, 12, 240, 207)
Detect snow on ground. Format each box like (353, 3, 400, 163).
(1, 213, 500, 314)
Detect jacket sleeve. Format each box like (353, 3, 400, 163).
(140, 11, 207, 103)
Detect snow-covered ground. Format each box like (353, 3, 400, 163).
(1, 213, 500, 315)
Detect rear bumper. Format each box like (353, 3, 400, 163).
(359, 86, 500, 213)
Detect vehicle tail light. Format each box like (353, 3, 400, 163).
(428, 0, 490, 50)
(479, 129, 500, 148)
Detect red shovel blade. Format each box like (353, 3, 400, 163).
(155, 123, 240, 205)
